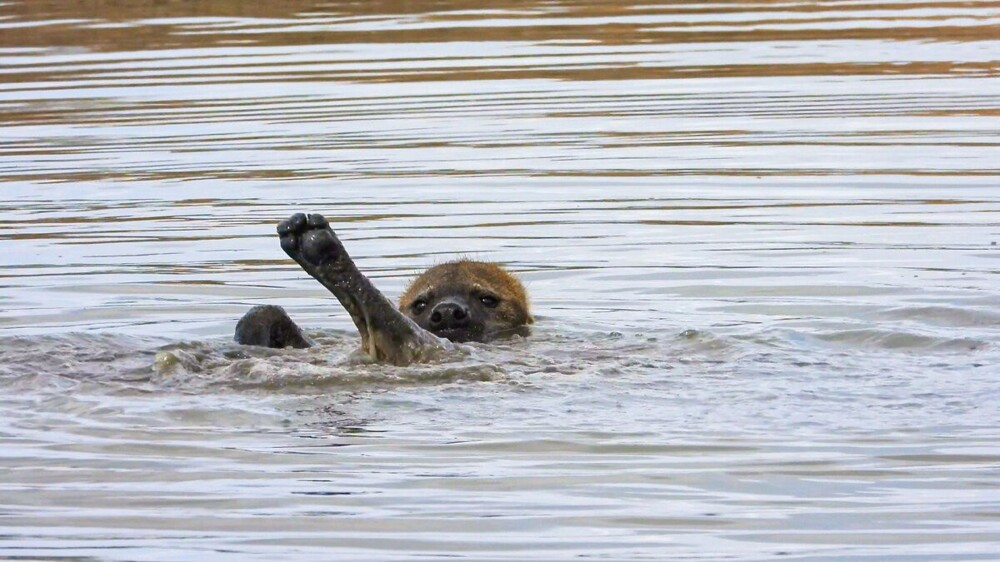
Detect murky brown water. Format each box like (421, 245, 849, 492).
(2, 1, 1000, 560)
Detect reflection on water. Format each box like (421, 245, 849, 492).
(1, 1, 999, 560)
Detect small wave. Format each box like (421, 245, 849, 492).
(810, 328, 989, 352)
(878, 305, 1000, 328)
(0, 329, 667, 395)
(0, 332, 162, 384)
(151, 341, 506, 392)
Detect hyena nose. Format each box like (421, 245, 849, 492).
(430, 300, 470, 329)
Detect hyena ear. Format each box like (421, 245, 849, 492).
(235, 305, 312, 349)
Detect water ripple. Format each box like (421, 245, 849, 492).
(2, 1, 1000, 561)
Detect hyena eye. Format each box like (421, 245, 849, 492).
(411, 300, 427, 314)
(480, 295, 499, 308)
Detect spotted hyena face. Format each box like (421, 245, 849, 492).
(399, 260, 532, 343)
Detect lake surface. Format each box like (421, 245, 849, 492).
(2, 1, 999, 560)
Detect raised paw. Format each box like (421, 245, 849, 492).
(277, 212, 344, 268)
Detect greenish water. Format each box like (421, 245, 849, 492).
(1, 1, 999, 560)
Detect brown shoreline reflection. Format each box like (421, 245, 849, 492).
(3, 1, 1000, 52)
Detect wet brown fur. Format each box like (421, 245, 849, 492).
(399, 259, 533, 338)
(237, 212, 534, 360)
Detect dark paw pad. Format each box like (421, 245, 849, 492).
(301, 226, 341, 266)
(278, 212, 342, 268)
